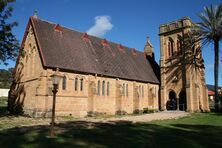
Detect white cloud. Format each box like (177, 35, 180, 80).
(87, 16, 113, 37)
(206, 64, 214, 69)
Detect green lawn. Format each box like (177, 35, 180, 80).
(0, 97, 8, 116)
(0, 113, 221, 148)
(0, 97, 7, 107)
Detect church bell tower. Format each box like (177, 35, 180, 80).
(159, 17, 209, 112)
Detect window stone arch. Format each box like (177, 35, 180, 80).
(126, 84, 128, 96)
(62, 76, 67, 90)
(107, 81, 110, 96)
(102, 80, 105, 96)
(97, 80, 100, 95)
(177, 35, 182, 54)
(80, 78, 84, 91)
(168, 37, 174, 57)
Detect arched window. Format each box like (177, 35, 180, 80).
(97, 80, 100, 95)
(74, 78, 78, 91)
(171, 40, 174, 56)
(25, 55, 28, 63)
(168, 41, 171, 57)
(154, 87, 157, 97)
(177, 39, 180, 54)
(31, 47, 35, 76)
(142, 86, 144, 97)
(168, 37, 174, 57)
(102, 81, 105, 96)
(107, 82, 110, 96)
(177, 35, 182, 54)
(62, 76, 66, 90)
(126, 84, 128, 97)
(80, 78, 83, 91)
(123, 83, 125, 96)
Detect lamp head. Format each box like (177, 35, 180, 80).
(51, 68, 62, 85)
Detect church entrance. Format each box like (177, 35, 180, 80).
(167, 91, 177, 110)
(179, 90, 187, 111)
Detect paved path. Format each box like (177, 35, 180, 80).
(81, 111, 190, 123)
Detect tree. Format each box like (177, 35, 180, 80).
(0, 0, 18, 65)
(197, 4, 222, 112)
(0, 68, 13, 88)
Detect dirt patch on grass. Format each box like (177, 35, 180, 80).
(0, 111, 190, 130)
(80, 111, 190, 123)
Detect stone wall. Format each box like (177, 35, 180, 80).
(22, 69, 159, 117)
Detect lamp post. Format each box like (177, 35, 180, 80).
(50, 68, 62, 137)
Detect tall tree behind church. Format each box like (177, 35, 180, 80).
(197, 4, 222, 112)
(0, 68, 13, 88)
(0, 0, 18, 65)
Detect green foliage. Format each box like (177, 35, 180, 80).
(197, 4, 222, 43)
(0, 0, 19, 65)
(142, 107, 149, 113)
(0, 96, 7, 107)
(142, 108, 158, 114)
(115, 110, 127, 115)
(20, 48, 25, 58)
(133, 109, 143, 114)
(0, 68, 13, 88)
(197, 4, 222, 112)
(0, 96, 8, 116)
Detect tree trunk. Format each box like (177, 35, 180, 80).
(214, 39, 220, 112)
(181, 21, 187, 91)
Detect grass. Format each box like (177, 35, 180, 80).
(0, 96, 7, 107)
(0, 112, 221, 148)
(0, 96, 8, 116)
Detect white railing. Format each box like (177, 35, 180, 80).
(0, 89, 9, 97)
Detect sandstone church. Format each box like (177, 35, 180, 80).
(8, 15, 209, 117)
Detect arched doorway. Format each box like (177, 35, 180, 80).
(179, 90, 187, 111)
(167, 91, 177, 110)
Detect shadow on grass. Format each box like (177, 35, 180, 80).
(0, 106, 9, 117)
(210, 112, 222, 116)
(0, 120, 222, 148)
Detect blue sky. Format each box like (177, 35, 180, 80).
(1, 0, 222, 85)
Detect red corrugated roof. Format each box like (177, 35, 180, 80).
(208, 90, 215, 95)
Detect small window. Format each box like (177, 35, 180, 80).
(62, 76, 66, 90)
(80, 78, 83, 91)
(154, 87, 157, 97)
(177, 35, 182, 54)
(98, 81, 100, 95)
(26, 55, 28, 63)
(168, 41, 171, 57)
(168, 37, 174, 57)
(171, 41, 174, 56)
(123, 83, 125, 96)
(74, 78, 78, 91)
(142, 86, 144, 97)
(102, 81, 105, 96)
(107, 82, 110, 96)
(177, 40, 180, 54)
(126, 84, 128, 96)
(139, 85, 141, 97)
